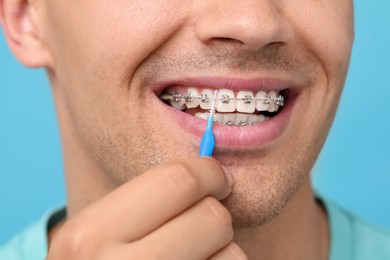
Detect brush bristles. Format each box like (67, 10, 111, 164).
(209, 90, 218, 118)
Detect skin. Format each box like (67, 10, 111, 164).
(0, 0, 354, 259)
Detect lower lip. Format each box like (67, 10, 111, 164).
(152, 94, 296, 150)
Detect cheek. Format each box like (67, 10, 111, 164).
(41, 0, 191, 135)
(284, 0, 354, 80)
(43, 0, 190, 91)
(39, 0, 198, 180)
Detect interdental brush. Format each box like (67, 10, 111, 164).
(199, 90, 218, 157)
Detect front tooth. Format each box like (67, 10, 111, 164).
(195, 112, 208, 120)
(268, 91, 278, 112)
(185, 88, 201, 109)
(236, 91, 256, 113)
(234, 113, 249, 126)
(216, 89, 236, 112)
(255, 91, 269, 111)
(223, 113, 236, 126)
(214, 113, 223, 124)
(199, 89, 213, 110)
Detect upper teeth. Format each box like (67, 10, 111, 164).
(236, 91, 256, 113)
(216, 89, 236, 112)
(161, 88, 284, 113)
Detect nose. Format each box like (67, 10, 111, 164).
(195, 0, 293, 52)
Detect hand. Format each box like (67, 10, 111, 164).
(47, 157, 247, 260)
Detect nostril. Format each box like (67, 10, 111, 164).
(195, 2, 293, 53)
(207, 37, 244, 46)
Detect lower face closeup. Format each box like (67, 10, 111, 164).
(39, 0, 354, 227)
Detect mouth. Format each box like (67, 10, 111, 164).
(152, 77, 300, 149)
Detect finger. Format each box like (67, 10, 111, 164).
(68, 157, 232, 242)
(127, 197, 234, 260)
(208, 242, 248, 260)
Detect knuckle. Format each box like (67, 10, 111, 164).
(49, 221, 101, 259)
(164, 162, 200, 196)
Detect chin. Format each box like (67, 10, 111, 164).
(220, 160, 308, 229)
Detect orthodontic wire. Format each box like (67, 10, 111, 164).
(161, 92, 284, 106)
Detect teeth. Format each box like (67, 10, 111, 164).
(234, 113, 249, 126)
(276, 95, 284, 107)
(199, 89, 214, 110)
(170, 101, 186, 110)
(223, 113, 236, 126)
(268, 90, 277, 112)
(161, 88, 284, 118)
(216, 89, 236, 112)
(169, 98, 186, 111)
(214, 114, 223, 124)
(236, 91, 256, 113)
(194, 112, 223, 124)
(185, 88, 201, 109)
(248, 114, 266, 125)
(195, 112, 269, 126)
(255, 91, 269, 111)
(195, 112, 209, 120)
(169, 92, 186, 110)
(172, 92, 183, 102)
(274, 95, 283, 112)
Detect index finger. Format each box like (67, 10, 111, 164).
(72, 157, 232, 242)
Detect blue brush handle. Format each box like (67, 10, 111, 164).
(199, 117, 215, 157)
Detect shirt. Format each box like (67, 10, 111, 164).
(1, 200, 390, 260)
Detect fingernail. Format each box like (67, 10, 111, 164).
(229, 244, 247, 260)
(224, 170, 234, 187)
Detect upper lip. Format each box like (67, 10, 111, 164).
(152, 77, 301, 96)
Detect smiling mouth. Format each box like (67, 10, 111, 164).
(151, 77, 299, 149)
(160, 87, 286, 127)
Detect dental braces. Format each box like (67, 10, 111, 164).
(222, 120, 248, 126)
(213, 116, 271, 126)
(161, 92, 285, 106)
(212, 117, 269, 126)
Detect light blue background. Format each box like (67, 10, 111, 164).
(1, 0, 389, 244)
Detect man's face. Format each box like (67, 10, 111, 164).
(38, 0, 353, 227)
